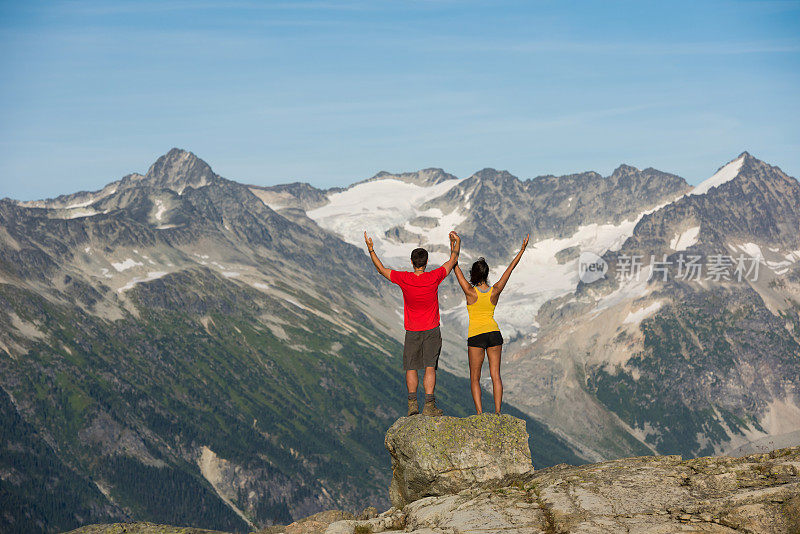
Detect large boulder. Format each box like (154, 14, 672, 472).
(384, 413, 533, 508)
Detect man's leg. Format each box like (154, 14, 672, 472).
(404, 332, 421, 416)
(420, 327, 443, 416)
(422, 366, 436, 394)
(406, 369, 419, 393)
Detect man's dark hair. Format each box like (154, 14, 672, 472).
(470, 257, 490, 286)
(411, 248, 428, 269)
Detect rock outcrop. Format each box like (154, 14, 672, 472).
(63, 418, 800, 534)
(384, 414, 533, 509)
(326, 446, 800, 534)
(65, 522, 230, 533)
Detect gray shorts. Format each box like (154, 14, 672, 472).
(403, 326, 442, 371)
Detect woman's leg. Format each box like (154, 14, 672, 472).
(468, 346, 485, 414)
(486, 345, 503, 414)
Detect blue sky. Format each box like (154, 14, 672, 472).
(1, 0, 799, 200)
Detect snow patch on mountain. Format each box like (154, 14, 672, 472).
(307, 177, 462, 257)
(112, 258, 144, 272)
(51, 208, 110, 219)
(404, 206, 468, 250)
(670, 226, 700, 251)
(623, 301, 663, 325)
(154, 199, 167, 221)
(735, 242, 765, 259)
(689, 155, 745, 197)
(446, 217, 655, 337)
(595, 266, 654, 314)
(117, 271, 168, 292)
(63, 189, 117, 209)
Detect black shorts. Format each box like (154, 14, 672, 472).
(403, 326, 442, 371)
(467, 330, 504, 349)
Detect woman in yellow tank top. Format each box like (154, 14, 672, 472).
(453, 234, 530, 414)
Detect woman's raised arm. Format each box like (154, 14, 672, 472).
(491, 233, 530, 304)
(453, 263, 473, 298)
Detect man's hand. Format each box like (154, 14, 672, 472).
(442, 230, 460, 274)
(520, 233, 529, 253)
(364, 230, 391, 280)
(449, 231, 461, 254)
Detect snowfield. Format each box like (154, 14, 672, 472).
(111, 258, 144, 272)
(688, 155, 744, 197)
(623, 301, 663, 325)
(309, 173, 691, 339)
(307, 177, 462, 262)
(670, 226, 700, 251)
(117, 271, 168, 293)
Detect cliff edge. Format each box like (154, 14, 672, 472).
(67, 415, 800, 534)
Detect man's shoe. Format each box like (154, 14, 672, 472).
(422, 399, 443, 417)
(407, 397, 420, 416)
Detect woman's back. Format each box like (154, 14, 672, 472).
(467, 287, 499, 338)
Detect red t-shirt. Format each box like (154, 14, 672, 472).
(390, 266, 448, 331)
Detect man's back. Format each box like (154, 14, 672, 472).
(390, 266, 447, 331)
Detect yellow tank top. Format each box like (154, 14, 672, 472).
(467, 287, 500, 338)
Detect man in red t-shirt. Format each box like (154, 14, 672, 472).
(364, 230, 461, 417)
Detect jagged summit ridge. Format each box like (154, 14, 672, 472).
(359, 167, 458, 187)
(143, 147, 220, 193)
(12, 148, 220, 211)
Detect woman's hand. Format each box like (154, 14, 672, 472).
(520, 233, 530, 253)
(493, 233, 530, 302)
(449, 231, 461, 253)
(364, 231, 374, 252)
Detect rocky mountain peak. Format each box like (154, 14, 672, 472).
(471, 168, 517, 183)
(361, 167, 457, 187)
(610, 163, 641, 176)
(143, 148, 219, 194)
(698, 151, 797, 195)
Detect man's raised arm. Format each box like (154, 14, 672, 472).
(364, 231, 392, 281)
(440, 231, 461, 275)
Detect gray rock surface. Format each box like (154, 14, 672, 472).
(65, 438, 800, 533)
(64, 522, 229, 533)
(384, 414, 533, 508)
(277, 510, 353, 534)
(326, 445, 800, 534)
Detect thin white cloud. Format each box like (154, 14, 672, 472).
(54, 0, 383, 15)
(409, 37, 800, 56)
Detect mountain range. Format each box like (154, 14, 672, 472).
(0, 150, 580, 534)
(1, 148, 799, 533)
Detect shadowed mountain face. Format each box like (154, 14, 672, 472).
(0, 149, 583, 534)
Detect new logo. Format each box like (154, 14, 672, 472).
(578, 251, 608, 283)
